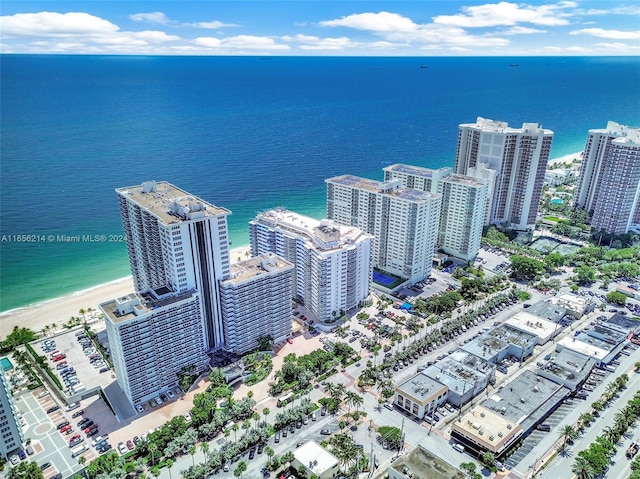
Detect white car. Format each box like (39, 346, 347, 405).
(118, 442, 127, 455)
(184, 412, 192, 422)
(135, 404, 144, 413)
(166, 390, 175, 400)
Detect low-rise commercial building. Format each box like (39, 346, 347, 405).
(422, 350, 495, 407)
(524, 300, 567, 323)
(537, 348, 596, 391)
(451, 371, 569, 458)
(292, 441, 341, 479)
(547, 293, 594, 319)
(461, 324, 537, 364)
(505, 312, 561, 345)
(556, 325, 627, 366)
(394, 374, 448, 420)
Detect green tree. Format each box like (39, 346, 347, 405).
(188, 444, 196, 467)
(509, 255, 545, 280)
(7, 462, 44, 479)
(606, 291, 627, 306)
(234, 461, 247, 479)
(574, 265, 597, 285)
(481, 451, 495, 468)
(166, 458, 174, 479)
(558, 425, 578, 450)
(208, 368, 226, 388)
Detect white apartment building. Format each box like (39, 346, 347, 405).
(384, 164, 488, 262)
(437, 174, 488, 262)
(0, 370, 23, 459)
(575, 121, 640, 234)
(326, 175, 440, 285)
(250, 210, 372, 322)
(116, 180, 231, 349)
(455, 117, 553, 231)
(219, 253, 293, 354)
(101, 292, 208, 406)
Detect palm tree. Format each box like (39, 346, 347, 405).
(252, 412, 260, 429)
(281, 451, 295, 470)
(558, 425, 578, 450)
(188, 444, 196, 467)
(201, 442, 209, 462)
(572, 455, 596, 479)
(265, 445, 274, 466)
(262, 407, 270, 427)
(148, 442, 157, 466)
(165, 458, 174, 479)
(232, 423, 239, 442)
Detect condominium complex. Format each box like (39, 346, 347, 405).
(0, 370, 23, 459)
(326, 175, 440, 285)
(116, 181, 231, 349)
(384, 164, 488, 262)
(455, 117, 553, 231)
(219, 253, 293, 354)
(575, 121, 640, 234)
(103, 181, 231, 407)
(101, 292, 208, 406)
(437, 174, 488, 262)
(250, 209, 372, 321)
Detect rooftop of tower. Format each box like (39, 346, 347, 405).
(460, 116, 553, 135)
(326, 174, 439, 202)
(441, 174, 487, 188)
(223, 252, 293, 285)
(116, 181, 230, 225)
(383, 164, 451, 179)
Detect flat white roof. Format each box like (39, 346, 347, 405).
(557, 336, 608, 359)
(506, 312, 558, 340)
(294, 441, 339, 475)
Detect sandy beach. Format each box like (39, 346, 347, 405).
(0, 246, 251, 339)
(547, 151, 583, 166)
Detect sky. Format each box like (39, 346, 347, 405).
(1, 1, 639, 56)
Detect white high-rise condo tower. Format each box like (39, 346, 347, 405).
(250, 209, 372, 322)
(102, 181, 231, 407)
(455, 117, 553, 231)
(220, 252, 294, 354)
(326, 175, 440, 286)
(384, 164, 488, 262)
(0, 371, 24, 459)
(575, 121, 640, 235)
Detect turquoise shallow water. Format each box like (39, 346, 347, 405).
(1, 55, 639, 312)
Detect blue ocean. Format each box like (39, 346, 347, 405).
(1, 55, 639, 312)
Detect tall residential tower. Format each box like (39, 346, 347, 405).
(102, 181, 231, 407)
(250, 209, 372, 321)
(326, 175, 440, 285)
(455, 117, 553, 231)
(575, 121, 640, 235)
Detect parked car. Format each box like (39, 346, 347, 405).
(320, 429, 331, 435)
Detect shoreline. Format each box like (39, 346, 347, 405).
(0, 246, 251, 339)
(547, 150, 583, 166)
(0, 149, 584, 337)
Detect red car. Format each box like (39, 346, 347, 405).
(126, 440, 134, 450)
(69, 434, 81, 444)
(85, 424, 98, 434)
(287, 338, 294, 344)
(60, 424, 72, 433)
(53, 354, 67, 362)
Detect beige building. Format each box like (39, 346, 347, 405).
(394, 373, 448, 420)
(451, 405, 523, 455)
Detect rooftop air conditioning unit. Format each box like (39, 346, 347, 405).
(507, 424, 512, 429)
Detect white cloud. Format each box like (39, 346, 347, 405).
(195, 35, 289, 51)
(0, 11, 119, 37)
(433, 1, 575, 27)
(186, 20, 241, 29)
(500, 26, 547, 35)
(570, 28, 640, 40)
(595, 42, 637, 51)
(320, 11, 416, 32)
(129, 12, 169, 24)
(577, 5, 640, 16)
(320, 11, 509, 48)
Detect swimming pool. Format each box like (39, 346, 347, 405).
(1, 357, 14, 371)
